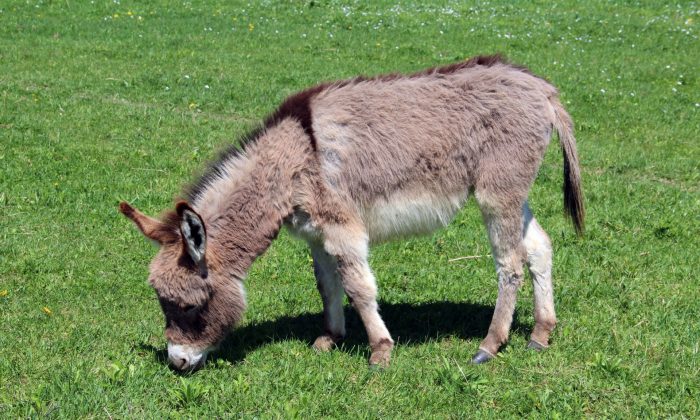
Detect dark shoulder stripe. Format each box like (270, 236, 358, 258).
(263, 83, 331, 152)
(184, 85, 330, 202)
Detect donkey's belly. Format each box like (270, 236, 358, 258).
(361, 190, 468, 243)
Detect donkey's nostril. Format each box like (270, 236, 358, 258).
(170, 356, 188, 370)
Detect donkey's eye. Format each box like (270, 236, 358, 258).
(182, 305, 197, 313)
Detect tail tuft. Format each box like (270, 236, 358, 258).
(552, 98, 585, 235)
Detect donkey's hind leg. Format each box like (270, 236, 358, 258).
(522, 203, 556, 350)
(472, 200, 527, 364)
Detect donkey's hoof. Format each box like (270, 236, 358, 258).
(368, 362, 385, 372)
(368, 339, 393, 368)
(526, 340, 547, 351)
(368, 351, 391, 368)
(471, 349, 495, 364)
(312, 335, 338, 352)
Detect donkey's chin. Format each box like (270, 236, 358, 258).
(167, 343, 212, 371)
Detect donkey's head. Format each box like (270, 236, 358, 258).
(119, 201, 246, 371)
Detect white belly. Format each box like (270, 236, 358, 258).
(361, 190, 468, 243)
(286, 191, 469, 245)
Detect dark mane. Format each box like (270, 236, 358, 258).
(339, 54, 527, 84)
(184, 85, 332, 203)
(184, 125, 265, 202)
(414, 54, 512, 77)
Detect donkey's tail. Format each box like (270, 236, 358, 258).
(551, 96, 585, 235)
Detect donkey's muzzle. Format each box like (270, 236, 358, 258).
(167, 343, 207, 371)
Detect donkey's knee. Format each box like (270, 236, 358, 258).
(336, 258, 382, 332)
(342, 267, 378, 307)
(496, 246, 527, 286)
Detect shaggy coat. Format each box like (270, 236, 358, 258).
(121, 55, 584, 370)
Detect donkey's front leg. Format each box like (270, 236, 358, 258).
(323, 227, 394, 367)
(310, 244, 346, 351)
(339, 256, 394, 366)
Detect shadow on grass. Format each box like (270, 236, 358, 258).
(138, 300, 529, 369)
(205, 300, 526, 366)
(137, 343, 169, 365)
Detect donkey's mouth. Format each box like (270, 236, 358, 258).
(167, 343, 210, 371)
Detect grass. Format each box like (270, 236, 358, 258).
(1, 0, 698, 417)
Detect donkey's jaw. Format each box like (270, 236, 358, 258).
(167, 342, 211, 371)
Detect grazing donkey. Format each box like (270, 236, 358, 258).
(120, 55, 584, 370)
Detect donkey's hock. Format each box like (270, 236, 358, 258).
(120, 54, 584, 370)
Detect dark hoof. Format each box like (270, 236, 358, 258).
(527, 340, 547, 351)
(471, 349, 495, 364)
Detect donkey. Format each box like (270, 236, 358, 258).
(120, 55, 584, 371)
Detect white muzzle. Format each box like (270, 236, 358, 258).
(167, 343, 209, 371)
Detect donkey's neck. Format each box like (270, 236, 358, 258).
(190, 119, 314, 276)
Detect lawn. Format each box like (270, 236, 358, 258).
(1, 0, 698, 417)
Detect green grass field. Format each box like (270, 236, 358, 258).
(1, 0, 698, 417)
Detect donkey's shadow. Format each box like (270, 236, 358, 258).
(138, 300, 527, 367)
(208, 300, 526, 365)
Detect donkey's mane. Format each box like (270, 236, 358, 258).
(183, 54, 529, 205)
(184, 125, 266, 203)
(368, 53, 513, 80)
(332, 53, 540, 84)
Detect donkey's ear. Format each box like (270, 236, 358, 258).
(176, 201, 207, 266)
(119, 202, 179, 244)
